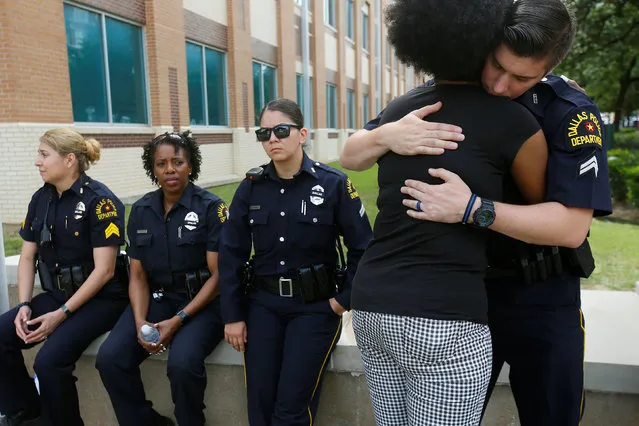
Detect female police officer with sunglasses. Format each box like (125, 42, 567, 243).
(0, 128, 127, 426)
(96, 132, 227, 426)
(220, 98, 373, 425)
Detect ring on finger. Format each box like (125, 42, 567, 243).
(416, 201, 422, 212)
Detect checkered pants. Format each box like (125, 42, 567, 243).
(352, 310, 492, 426)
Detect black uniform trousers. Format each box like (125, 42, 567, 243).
(483, 278, 586, 426)
(0, 289, 126, 426)
(95, 294, 224, 426)
(245, 288, 342, 426)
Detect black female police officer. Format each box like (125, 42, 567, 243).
(0, 128, 127, 426)
(96, 131, 227, 426)
(220, 98, 373, 426)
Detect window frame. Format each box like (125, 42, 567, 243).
(186, 40, 229, 128)
(253, 60, 278, 126)
(64, 1, 150, 126)
(324, 0, 336, 29)
(346, 0, 355, 41)
(325, 83, 337, 129)
(362, 3, 369, 52)
(346, 89, 356, 129)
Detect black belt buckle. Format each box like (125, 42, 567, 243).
(278, 277, 293, 297)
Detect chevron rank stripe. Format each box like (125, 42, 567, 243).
(104, 223, 121, 239)
(579, 155, 598, 178)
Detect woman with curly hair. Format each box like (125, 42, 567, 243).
(96, 132, 227, 426)
(350, 1, 549, 425)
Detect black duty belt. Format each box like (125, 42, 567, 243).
(254, 276, 303, 298)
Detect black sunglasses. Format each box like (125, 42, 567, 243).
(255, 124, 302, 142)
(152, 132, 185, 145)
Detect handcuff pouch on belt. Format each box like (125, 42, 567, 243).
(37, 258, 91, 299)
(559, 239, 595, 279)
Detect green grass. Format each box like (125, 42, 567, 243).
(3, 162, 639, 291)
(583, 219, 639, 290)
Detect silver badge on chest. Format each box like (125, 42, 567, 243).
(184, 211, 199, 230)
(310, 185, 325, 206)
(73, 201, 86, 220)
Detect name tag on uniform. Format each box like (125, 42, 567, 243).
(249, 205, 261, 210)
(136, 229, 148, 234)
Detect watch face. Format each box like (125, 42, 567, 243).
(477, 210, 495, 226)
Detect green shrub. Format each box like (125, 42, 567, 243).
(614, 128, 639, 149)
(626, 165, 639, 207)
(607, 148, 638, 203)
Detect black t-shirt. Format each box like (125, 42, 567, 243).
(351, 84, 540, 323)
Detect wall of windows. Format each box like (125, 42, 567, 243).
(296, 74, 314, 128)
(186, 42, 228, 126)
(253, 61, 277, 126)
(347, 89, 355, 129)
(326, 83, 337, 128)
(64, 4, 147, 123)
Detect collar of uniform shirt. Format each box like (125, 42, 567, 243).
(263, 152, 319, 181)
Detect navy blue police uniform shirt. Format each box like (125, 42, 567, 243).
(219, 153, 373, 324)
(126, 182, 227, 290)
(20, 174, 126, 272)
(486, 74, 612, 307)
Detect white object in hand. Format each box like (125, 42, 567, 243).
(140, 324, 160, 343)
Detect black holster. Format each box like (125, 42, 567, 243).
(298, 264, 336, 303)
(37, 259, 55, 293)
(184, 269, 211, 300)
(560, 239, 595, 278)
(241, 258, 255, 294)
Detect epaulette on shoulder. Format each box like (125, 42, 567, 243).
(84, 179, 109, 197)
(314, 161, 345, 178)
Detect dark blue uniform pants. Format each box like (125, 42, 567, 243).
(245, 289, 342, 426)
(484, 304, 586, 426)
(0, 289, 126, 426)
(95, 294, 223, 426)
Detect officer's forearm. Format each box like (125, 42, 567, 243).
(17, 244, 37, 303)
(483, 202, 593, 248)
(340, 129, 388, 171)
(64, 264, 115, 313)
(182, 273, 218, 317)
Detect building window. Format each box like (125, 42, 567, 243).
(386, 41, 390, 66)
(296, 74, 314, 128)
(324, 0, 335, 27)
(186, 42, 228, 126)
(362, 3, 369, 51)
(362, 93, 370, 125)
(347, 90, 355, 129)
(64, 4, 148, 124)
(326, 83, 337, 128)
(253, 61, 277, 126)
(346, 0, 354, 40)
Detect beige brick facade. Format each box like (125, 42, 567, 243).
(0, 0, 420, 223)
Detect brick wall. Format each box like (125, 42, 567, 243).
(0, 1, 72, 123)
(145, 0, 190, 128)
(74, 0, 145, 24)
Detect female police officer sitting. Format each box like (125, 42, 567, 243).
(220, 98, 373, 426)
(95, 131, 227, 426)
(0, 128, 127, 426)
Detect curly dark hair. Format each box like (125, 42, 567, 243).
(141, 131, 202, 185)
(385, 0, 511, 81)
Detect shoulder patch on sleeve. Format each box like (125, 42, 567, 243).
(566, 110, 603, 151)
(216, 202, 229, 223)
(345, 178, 360, 200)
(95, 198, 119, 221)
